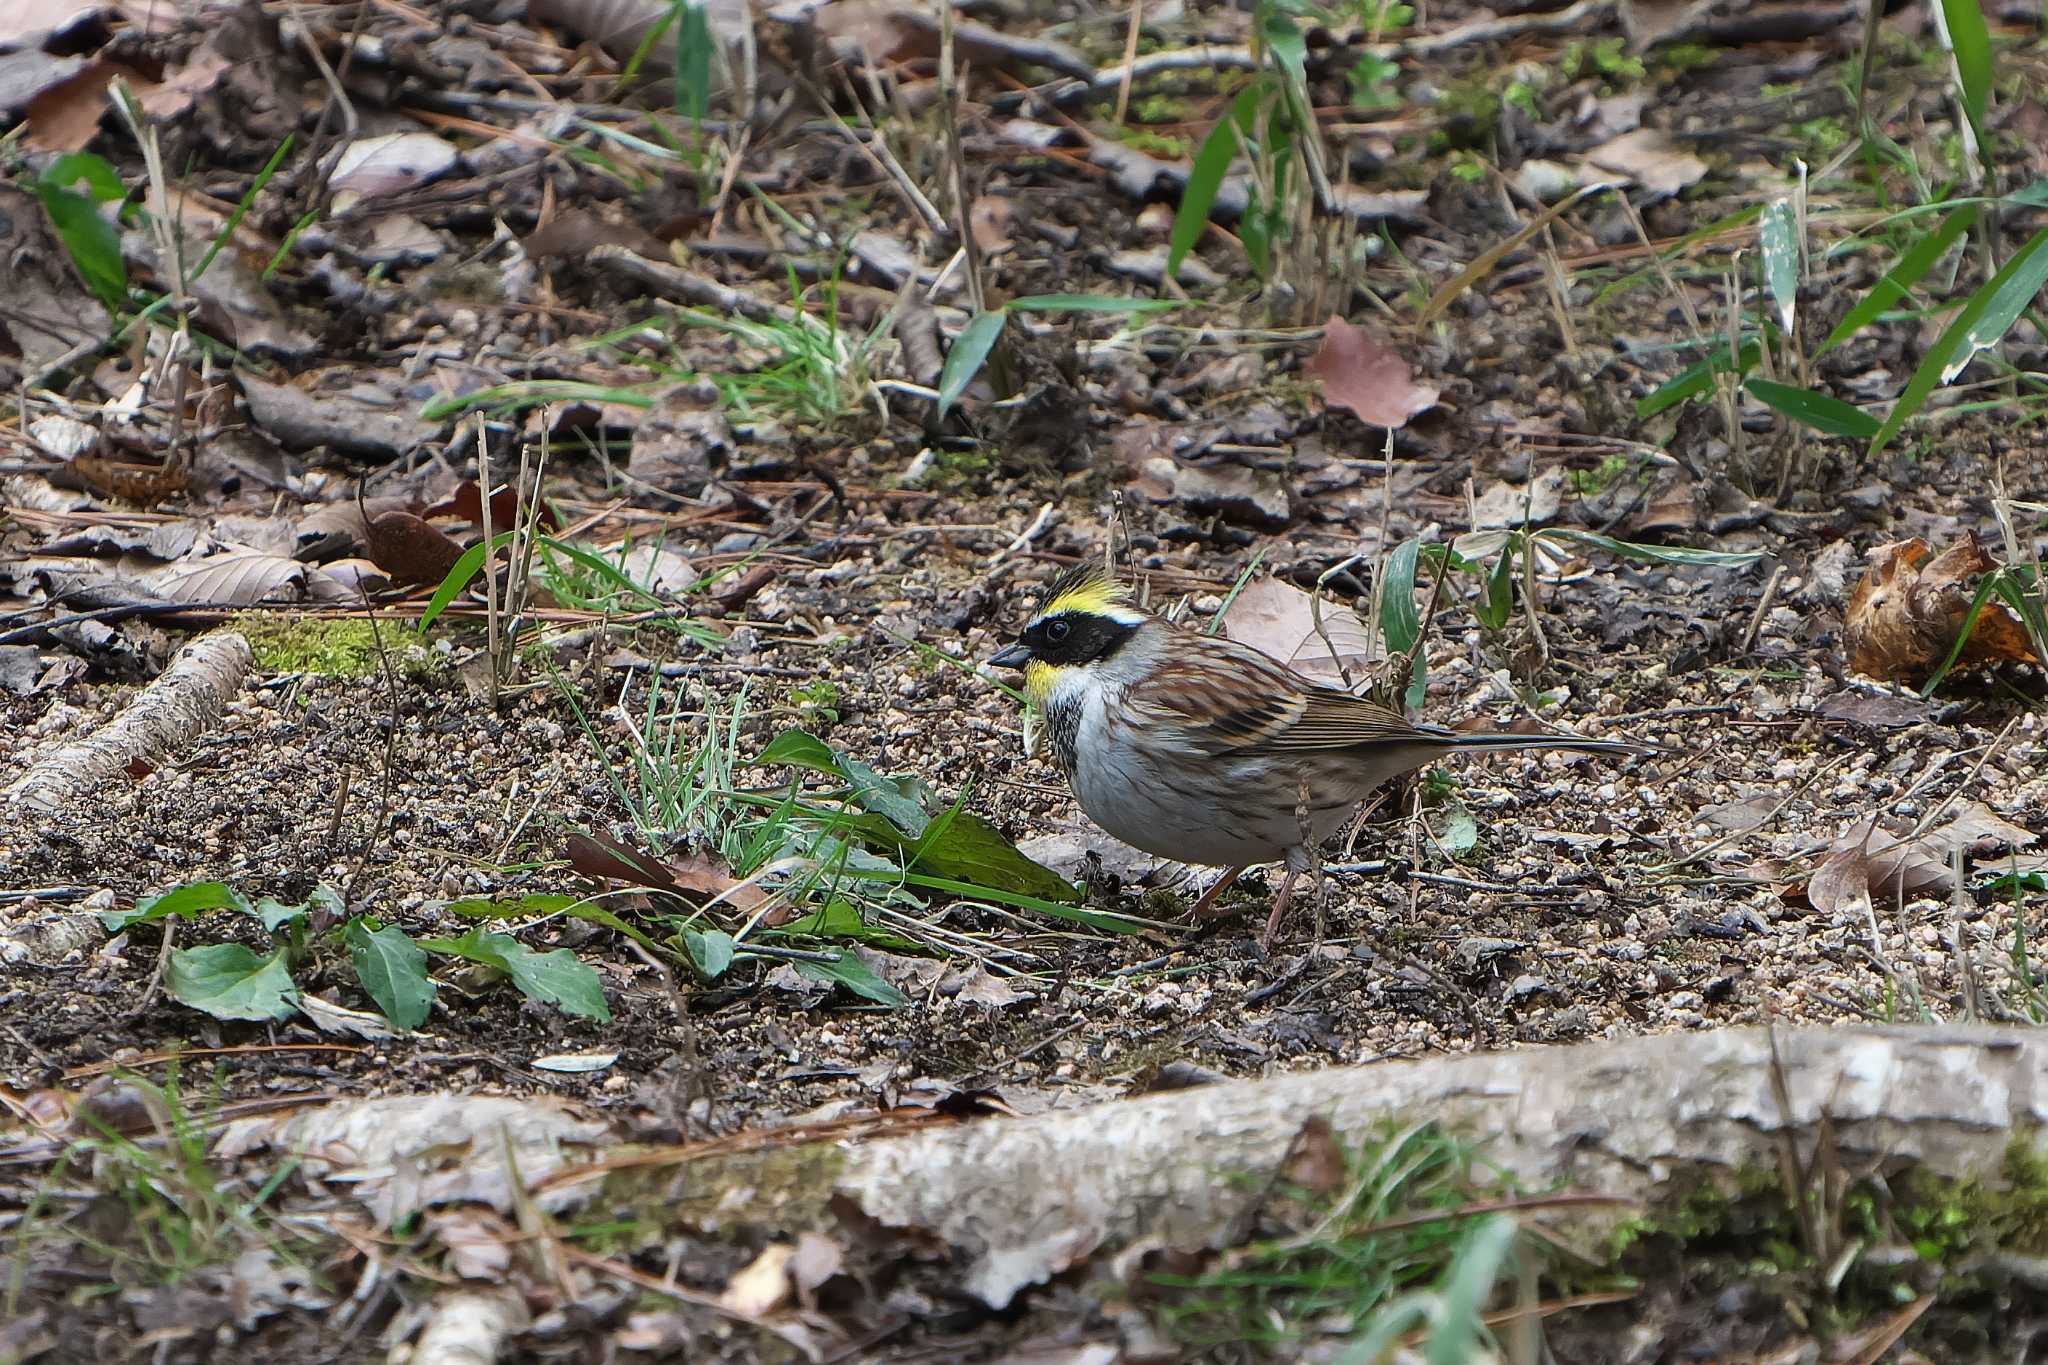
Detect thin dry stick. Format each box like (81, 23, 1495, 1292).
(1112, 0, 1145, 126)
(477, 417, 501, 708)
(1737, 562, 1786, 654)
(936, 0, 987, 317)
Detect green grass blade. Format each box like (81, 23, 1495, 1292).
(1918, 572, 2005, 696)
(1167, 79, 1267, 283)
(1820, 204, 1978, 354)
(1869, 226, 2048, 457)
(1546, 530, 1765, 567)
(1940, 0, 1992, 138)
(1759, 198, 1798, 333)
(1007, 294, 1185, 315)
(937, 309, 1007, 417)
(417, 531, 514, 633)
(191, 136, 293, 286)
(1635, 337, 1763, 418)
(1742, 377, 1881, 438)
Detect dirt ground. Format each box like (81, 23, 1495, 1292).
(4, 0, 2048, 1358)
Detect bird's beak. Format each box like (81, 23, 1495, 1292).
(987, 642, 1031, 670)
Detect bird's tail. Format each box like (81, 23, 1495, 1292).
(1421, 729, 1653, 759)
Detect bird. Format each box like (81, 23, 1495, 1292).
(985, 563, 1649, 947)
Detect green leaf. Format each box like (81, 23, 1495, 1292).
(1940, 0, 1992, 137)
(36, 185, 127, 310)
(1379, 538, 1423, 655)
(855, 868, 1146, 933)
(1426, 1215, 1520, 1365)
(1475, 543, 1515, 632)
(102, 881, 252, 932)
(1635, 337, 1763, 418)
(1545, 530, 1766, 567)
(42, 152, 127, 203)
(835, 750, 930, 836)
(907, 810, 1079, 902)
(1870, 226, 2048, 457)
(167, 945, 300, 1022)
(1759, 197, 1799, 333)
(936, 310, 1008, 418)
(771, 898, 926, 950)
(755, 728, 842, 774)
(565, 901, 664, 955)
(416, 532, 510, 633)
(1436, 801, 1480, 856)
(1006, 294, 1184, 315)
(1258, 5, 1309, 86)
(683, 928, 735, 978)
(344, 916, 435, 1030)
(675, 0, 714, 126)
(1168, 79, 1268, 283)
(1819, 205, 1978, 354)
(251, 897, 310, 933)
(420, 929, 610, 1021)
(1742, 378, 1881, 438)
(792, 949, 909, 1008)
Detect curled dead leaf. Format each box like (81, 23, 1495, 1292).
(1843, 534, 2039, 684)
(364, 511, 465, 587)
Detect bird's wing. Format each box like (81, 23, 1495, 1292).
(1123, 634, 1425, 755)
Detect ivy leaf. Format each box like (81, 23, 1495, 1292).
(102, 881, 252, 932)
(167, 945, 300, 1021)
(792, 949, 909, 1008)
(344, 916, 435, 1030)
(420, 928, 610, 1022)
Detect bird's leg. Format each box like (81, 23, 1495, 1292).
(1186, 865, 1246, 920)
(1261, 774, 1319, 950)
(1260, 869, 1300, 951)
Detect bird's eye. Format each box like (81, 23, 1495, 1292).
(1045, 619, 1071, 644)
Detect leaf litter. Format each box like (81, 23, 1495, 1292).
(0, 0, 2046, 1357)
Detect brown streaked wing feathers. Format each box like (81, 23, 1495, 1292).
(1123, 632, 1427, 754)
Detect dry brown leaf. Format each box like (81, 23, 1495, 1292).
(297, 499, 412, 560)
(423, 478, 563, 533)
(1, 0, 106, 45)
(1805, 803, 2034, 915)
(718, 1243, 795, 1317)
(952, 966, 1029, 1010)
(1843, 534, 2039, 683)
(133, 43, 230, 120)
(1306, 316, 1439, 429)
(1806, 819, 1948, 915)
(148, 551, 308, 605)
(1471, 468, 1566, 529)
(364, 510, 465, 587)
(23, 60, 116, 152)
(1220, 576, 1380, 689)
(1579, 128, 1707, 197)
(1282, 1115, 1348, 1197)
(969, 195, 1014, 253)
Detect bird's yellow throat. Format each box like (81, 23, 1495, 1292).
(1022, 658, 1064, 705)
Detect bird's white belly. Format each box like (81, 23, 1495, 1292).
(1058, 689, 1357, 869)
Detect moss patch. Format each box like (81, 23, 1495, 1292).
(233, 616, 382, 678)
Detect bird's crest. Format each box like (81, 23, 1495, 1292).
(1037, 562, 1136, 622)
